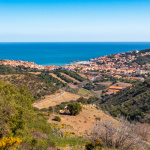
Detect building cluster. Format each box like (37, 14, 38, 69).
(0, 50, 150, 78)
(104, 84, 132, 95)
(61, 50, 150, 75)
(0, 60, 60, 70)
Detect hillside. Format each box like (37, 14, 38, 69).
(131, 55, 150, 65)
(0, 81, 87, 149)
(100, 79, 150, 123)
(139, 48, 150, 54)
(0, 73, 150, 149)
(0, 65, 68, 101)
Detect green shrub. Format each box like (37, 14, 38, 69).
(47, 111, 52, 116)
(71, 132, 75, 135)
(34, 95, 38, 99)
(34, 107, 39, 111)
(85, 142, 95, 150)
(37, 93, 41, 97)
(41, 108, 48, 112)
(54, 116, 61, 122)
(67, 102, 82, 116)
(95, 117, 101, 121)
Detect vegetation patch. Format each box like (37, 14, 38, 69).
(78, 88, 94, 97)
(100, 79, 150, 123)
(54, 116, 61, 122)
(67, 102, 82, 116)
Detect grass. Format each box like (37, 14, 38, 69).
(78, 88, 94, 97)
(27, 113, 87, 149)
(98, 81, 112, 87)
(49, 134, 87, 147)
(35, 91, 81, 109)
(95, 90, 102, 94)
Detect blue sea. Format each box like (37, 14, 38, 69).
(0, 42, 150, 66)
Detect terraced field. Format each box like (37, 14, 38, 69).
(49, 73, 67, 83)
(29, 72, 41, 75)
(60, 72, 80, 83)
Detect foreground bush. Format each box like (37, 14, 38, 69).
(67, 102, 82, 116)
(0, 81, 87, 149)
(0, 81, 35, 137)
(0, 137, 22, 150)
(85, 142, 95, 150)
(87, 116, 148, 150)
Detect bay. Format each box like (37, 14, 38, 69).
(0, 42, 150, 66)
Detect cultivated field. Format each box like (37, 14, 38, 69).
(97, 81, 112, 87)
(113, 82, 132, 87)
(77, 73, 86, 78)
(78, 88, 94, 97)
(29, 72, 41, 75)
(49, 73, 67, 83)
(68, 83, 78, 88)
(60, 72, 80, 83)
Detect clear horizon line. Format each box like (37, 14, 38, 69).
(0, 41, 150, 43)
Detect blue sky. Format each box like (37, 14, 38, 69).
(0, 0, 150, 42)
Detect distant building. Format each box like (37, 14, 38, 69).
(132, 50, 139, 53)
(126, 51, 132, 54)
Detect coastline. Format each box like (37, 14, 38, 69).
(0, 42, 150, 66)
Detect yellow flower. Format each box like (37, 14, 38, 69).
(0, 137, 22, 150)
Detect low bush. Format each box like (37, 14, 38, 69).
(54, 116, 61, 122)
(88, 116, 147, 150)
(95, 117, 101, 121)
(67, 102, 82, 116)
(85, 142, 95, 150)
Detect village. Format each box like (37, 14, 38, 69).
(1, 49, 150, 78)
(0, 50, 150, 76)
(0, 49, 150, 96)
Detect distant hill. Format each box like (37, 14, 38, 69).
(0, 65, 65, 101)
(127, 48, 150, 66)
(100, 79, 150, 123)
(139, 48, 150, 53)
(131, 55, 150, 65)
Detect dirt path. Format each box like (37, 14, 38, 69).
(29, 72, 41, 75)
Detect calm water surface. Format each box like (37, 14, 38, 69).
(0, 42, 150, 66)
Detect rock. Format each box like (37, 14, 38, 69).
(32, 131, 49, 139)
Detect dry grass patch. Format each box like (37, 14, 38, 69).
(35, 92, 81, 109)
(113, 82, 132, 87)
(97, 81, 112, 87)
(68, 83, 78, 89)
(48, 105, 116, 135)
(29, 72, 41, 75)
(33, 90, 62, 105)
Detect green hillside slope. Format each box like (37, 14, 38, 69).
(100, 80, 150, 123)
